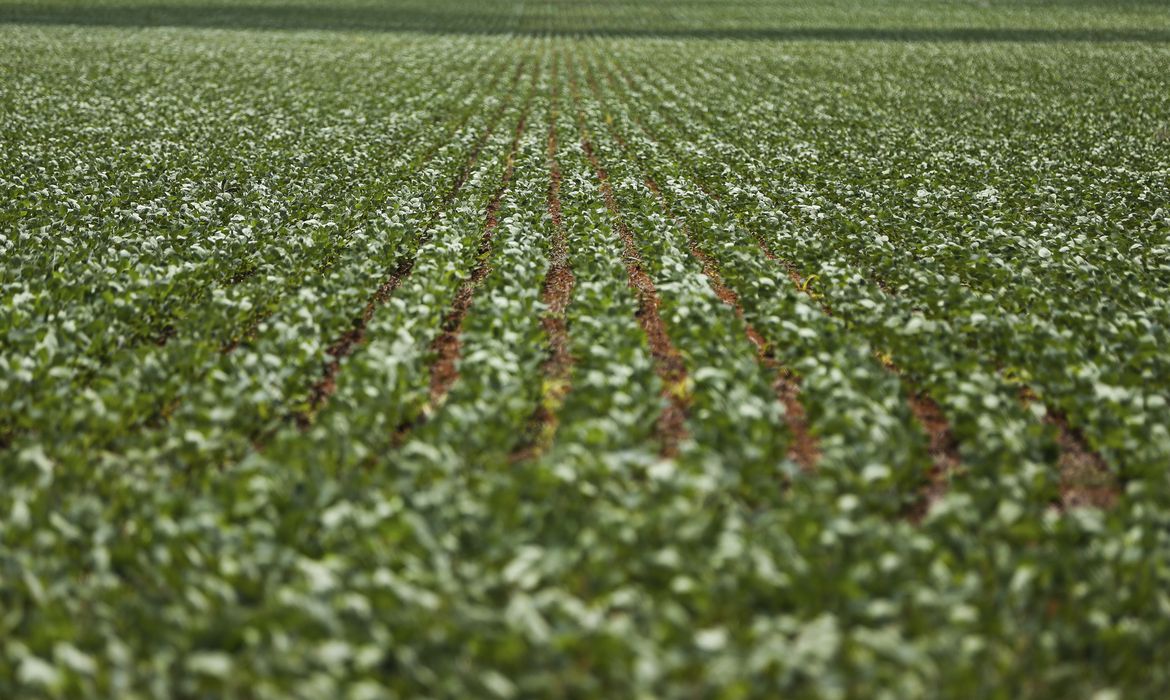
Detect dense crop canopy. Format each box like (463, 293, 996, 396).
(2, 0, 1170, 697)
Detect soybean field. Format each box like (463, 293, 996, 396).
(2, 0, 1170, 697)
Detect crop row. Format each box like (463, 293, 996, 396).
(4, 24, 1170, 698)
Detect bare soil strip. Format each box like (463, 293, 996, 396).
(1047, 410, 1118, 509)
(1017, 385, 1119, 509)
(511, 62, 577, 462)
(585, 62, 819, 470)
(387, 66, 542, 448)
(559, 55, 690, 457)
(614, 63, 954, 494)
(757, 237, 965, 515)
(426, 108, 531, 413)
(900, 387, 963, 522)
(293, 60, 528, 429)
(770, 231, 1116, 511)
(219, 64, 511, 356)
(580, 137, 690, 457)
(642, 176, 819, 470)
(612, 60, 1115, 512)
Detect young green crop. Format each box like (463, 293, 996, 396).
(2, 2, 1170, 698)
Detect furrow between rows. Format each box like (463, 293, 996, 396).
(644, 176, 820, 472)
(382, 57, 545, 450)
(218, 54, 508, 356)
(617, 55, 1121, 510)
(291, 58, 530, 432)
(565, 54, 689, 459)
(599, 56, 1008, 516)
(579, 138, 689, 458)
(425, 102, 534, 416)
(511, 56, 577, 462)
(764, 238, 966, 517)
(585, 63, 819, 472)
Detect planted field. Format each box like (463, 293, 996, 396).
(2, 0, 1170, 696)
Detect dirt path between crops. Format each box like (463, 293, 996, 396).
(426, 107, 533, 411)
(611, 57, 1121, 514)
(512, 57, 577, 462)
(648, 176, 820, 471)
(292, 59, 529, 430)
(566, 54, 690, 458)
(581, 137, 690, 458)
(584, 61, 819, 471)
